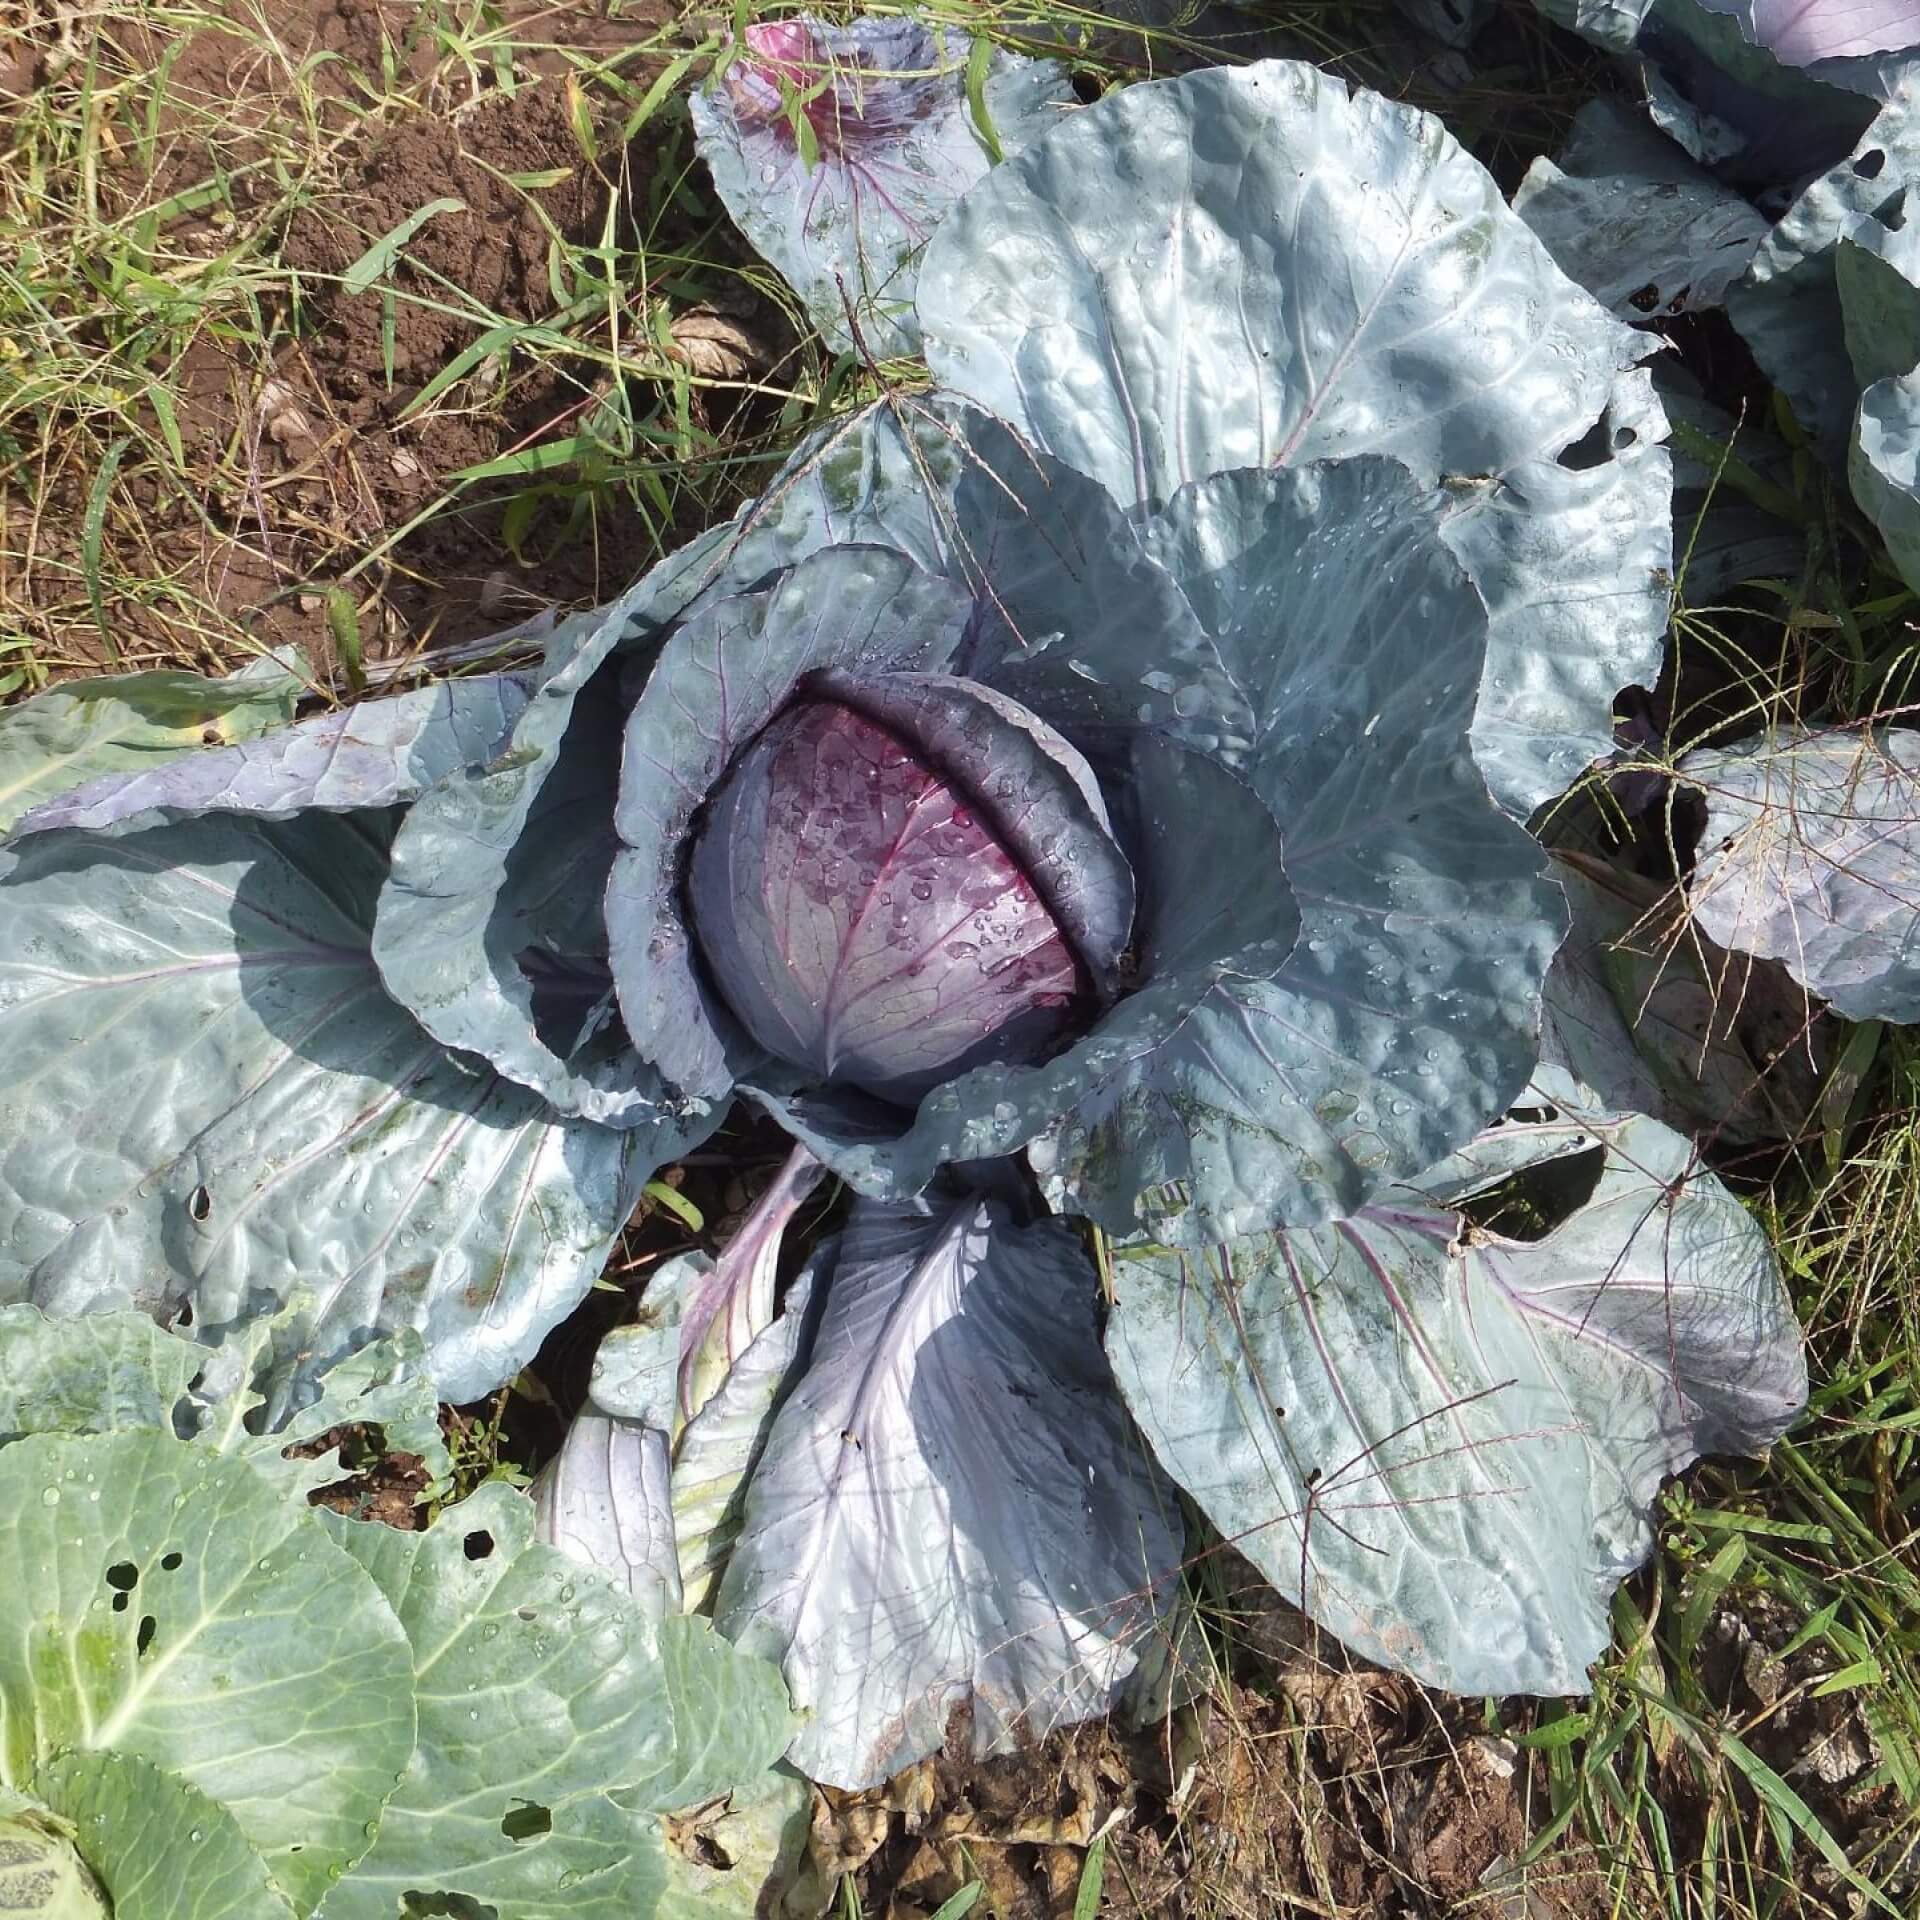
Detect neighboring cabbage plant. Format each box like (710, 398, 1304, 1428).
(0, 56, 1807, 1789)
(689, 15, 1072, 356)
(1677, 723, 1920, 1021)
(0, 1305, 802, 1920)
(1531, 0, 1916, 183)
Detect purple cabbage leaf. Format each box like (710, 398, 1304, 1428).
(712, 1186, 1184, 1790)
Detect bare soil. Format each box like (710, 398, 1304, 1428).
(4, 0, 784, 684)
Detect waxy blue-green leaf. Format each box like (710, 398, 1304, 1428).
(1106, 1092, 1806, 1694)
(0, 1430, 415, 1912)
(918, 58, 1672, 817)
(0, 651, 304, 836)
(0, 811, 700, 1408)
(1729, 74, 1920, 443)
(1514, 100, 1767, 318)
(1028, 460, 1560, 1244)
(366, 542, 731, 1133)
(532, 1411, 684, 1621)
(11, 674, 532, 843)
(1853, 365, 1920, 594)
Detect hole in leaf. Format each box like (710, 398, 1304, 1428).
(1855, 147, 1887, 179)
(1556, 416, 1613, 471)
(400, 1896, 498, 1920)
(1456, 1143, 1607, 1242)
(106, 1561, 139, 1592)
(160, 1551, 183, 1572)
(136, 1615, 157, 1656)
(112, 1593, 128, 1613)
(684, 1829, 735, 1870)
(187, 1185, 213, 1223)
(174, 1301, 194, 1329)
(463, 1530, 495, 1561)
(499, 1803, 552, 1843)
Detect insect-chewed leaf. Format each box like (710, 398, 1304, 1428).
(317, 1483, 797, 1920)
(0, 1430, 416, 1910)
(1513, 100, 1767, 319)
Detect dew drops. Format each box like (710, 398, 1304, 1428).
(39, 1486, 59, 1507)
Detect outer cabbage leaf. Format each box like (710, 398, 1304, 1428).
(1545, 0, 1884, 183)
(0, 1430, 416, 1911)
(10, 675, 532, 842)
(0, 1301, 451, 1504)
(1513, 100, 1768, 318)
(714, 1190, 1182, 1791)
(1534, 0, 1656, 45)
(1106, 1093, 1806, 1694)
(672, 1263, 819, 1616)
(690, 17, 1072, 356)
(540, 1162, 825, 1615)
(1837, 206, 1920, 386)
(32, 1753, 292, 1920)
(0, 651, 304, 835)
(608, 547, 972, 1102)
(1853, 365, 1920, 592)
(1682, 724, 1920, 1018)
(1728, 76, 1920, 444)
(1034, 460, 1560, 1243)
(0, 1306, 202, 1444)
(318, 1483, 797, 1920)
(373, 621, 664, 1126)
(185, 1316, 453, 1503)
(691, 396, 1255, 765)
(0, 811, 701, 1408)
(675, 1147, 826, 1426)
(644, 1764, 810, 1920)
(918, 58, 1672, 817)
